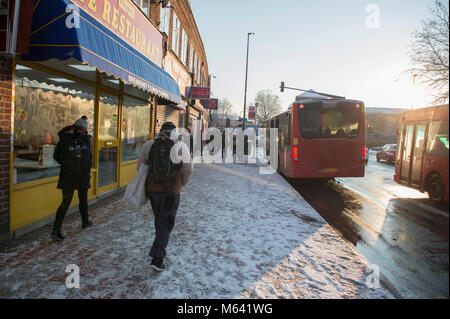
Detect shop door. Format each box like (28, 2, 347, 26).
(97, 91, 120, 192)
(410, 122, 426, 186)
(400, 123, 415, 183)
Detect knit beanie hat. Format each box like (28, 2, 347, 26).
(160, 121, 176, 132)
(74, 117, 89, 130)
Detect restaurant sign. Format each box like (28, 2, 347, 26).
(71, 0, 163, 66)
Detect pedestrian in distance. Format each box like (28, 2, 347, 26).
(222, 129, 226, 158)
(186, 125, 193, 156)
(138, 122, 193, 272)
(51, 116, 93, 242)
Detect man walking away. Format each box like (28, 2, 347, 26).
(137, 122, 193, 272)
(51, 116, 93, 242)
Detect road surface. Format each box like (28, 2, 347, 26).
(287, 150, 449, 299)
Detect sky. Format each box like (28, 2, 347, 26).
(189, 0, 446, 115)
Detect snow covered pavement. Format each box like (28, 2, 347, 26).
(0, 163, 394, 298)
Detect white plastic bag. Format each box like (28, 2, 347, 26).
(122, 164, 149, 207)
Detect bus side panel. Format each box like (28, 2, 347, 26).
(395, 105, 449, 203)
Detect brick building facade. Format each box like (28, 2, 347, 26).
(0, 0, 210, 239)
(0, 55, 11, 239)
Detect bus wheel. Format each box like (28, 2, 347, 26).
(376, 155, 380, 162)
(427, 174, 445, 203)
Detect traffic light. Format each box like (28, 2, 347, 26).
(280, 81, 285, 92)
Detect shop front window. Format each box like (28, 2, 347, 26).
(13, 64, 95, 184)
(99, 94, 119, 140)
(121, 96, 151, 162)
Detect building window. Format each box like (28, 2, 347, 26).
(159, 3, 170, 35)
(121, 96, 151, 162)
(194, 56, 198, 83)
(189, 47, 195, 73)
(172, 12, 180, 56)
(181, 30, 188, 66)
(13, 64, 95, 184)
(200, 67, 203, 86)
(196, 58, 200, 83)
(133, 0, 150, 16)
(426, 120, 449, 156)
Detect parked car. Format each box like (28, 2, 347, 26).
(376, 144, 397, 164)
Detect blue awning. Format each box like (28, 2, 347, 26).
(21, 0, 184, 107)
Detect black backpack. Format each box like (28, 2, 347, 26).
(147, 137, 180, 186)
(63, 134, 90, 177)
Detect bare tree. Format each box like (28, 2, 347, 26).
(406, 1, 449, 104)
(218, 97, 236, 116)
(254, 90, 282, 123)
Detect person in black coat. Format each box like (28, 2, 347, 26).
(51, 116, 93, 242)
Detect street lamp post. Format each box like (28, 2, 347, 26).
(243, 32, 254, 131)
(209, 74, 217, 96)
(209, 74, 217, 120)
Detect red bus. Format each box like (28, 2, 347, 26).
(265, 98, 366, 179)
(394, 105, 449, 203)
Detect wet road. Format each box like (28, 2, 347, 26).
(286, 150, 449, 299)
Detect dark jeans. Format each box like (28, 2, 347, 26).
(148, 192, 181, 259)
(53, 188, 89, 232)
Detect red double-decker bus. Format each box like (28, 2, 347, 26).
(265, 98, 366, 179)
(394, 105, 449, 203)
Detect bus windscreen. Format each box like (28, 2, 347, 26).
(298, 101, 361, 139)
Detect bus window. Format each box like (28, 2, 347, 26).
(299, 101, 361, 139)
(426, 120, 449, 156)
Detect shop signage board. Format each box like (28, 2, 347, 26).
(200, 98, 218, 110)
(185, 86, 210, 99)
(248, 105, 256, 119)
(71, 0, 163, 66)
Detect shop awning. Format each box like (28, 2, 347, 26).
(21, 0, 184, 108)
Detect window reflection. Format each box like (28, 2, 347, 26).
(13, 64, 95, 184)
(299, 102, 361, 139)
(121, 96, 151, 161)
(99, 94, 119, 140)
(160, 3, 171, 35)
(427, 120, 449, 156)
(133, 0, 150, 16)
